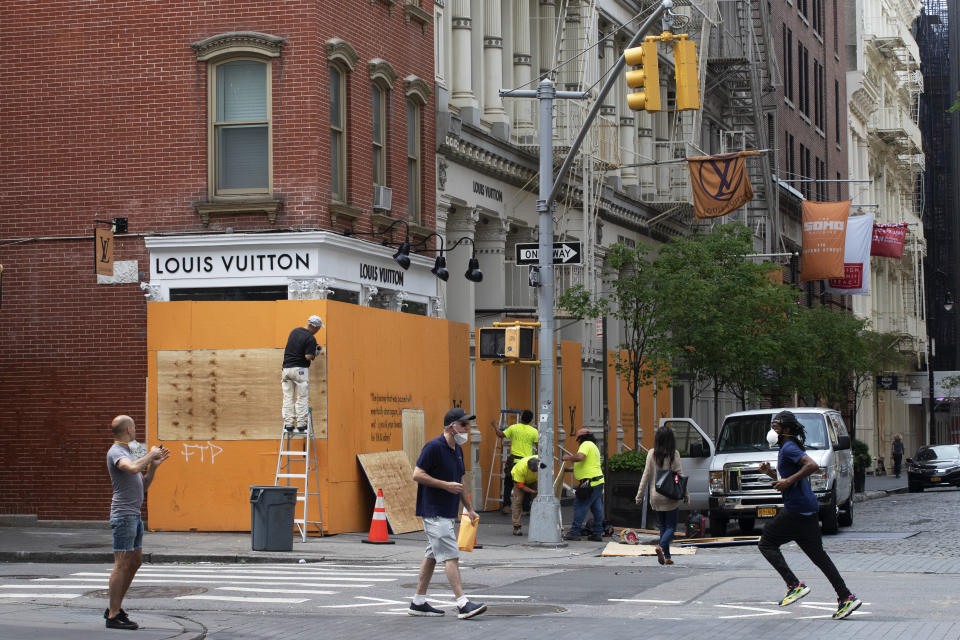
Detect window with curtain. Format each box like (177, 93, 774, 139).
(406, 99, 421, 222)
(372, 84, 387, 187)
(212, 58, 270, 195)
(330, 65, 347, 202)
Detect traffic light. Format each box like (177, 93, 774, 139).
(673, 36, 700, 111)
(477, 326, 535, 360)
(624, 39, 661, 112)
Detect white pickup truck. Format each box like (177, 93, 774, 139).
(661, 407, 855, 536)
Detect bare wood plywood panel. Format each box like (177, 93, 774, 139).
(401, 409, 425, 472)
(600, 542, 696, 557)
(157, 349, 328, 441)
(356, 451, 423, 533)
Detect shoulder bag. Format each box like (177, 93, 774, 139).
(654, 468, 688, 501)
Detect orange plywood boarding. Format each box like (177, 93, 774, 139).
(147, 300, 471, 534)
(475, 359, 502, 511)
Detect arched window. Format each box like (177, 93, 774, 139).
(330, 64, 348, 203)
(406, 99, 421, 223)
(372, 84, 387, 187)
(211, 58, 270, 196)
(192, 32, 283, 200)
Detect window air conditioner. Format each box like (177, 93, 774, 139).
(373, 185, 393, 211)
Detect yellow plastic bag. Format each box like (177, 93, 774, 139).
(457, 513, 479, 552)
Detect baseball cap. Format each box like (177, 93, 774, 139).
(444, 407, 476, 425)
(308, 315, 324, 328)
(576, 428, 591, 437)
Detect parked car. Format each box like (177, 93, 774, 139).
(706, 408, 854, 537)
(906, 444, 960, 492)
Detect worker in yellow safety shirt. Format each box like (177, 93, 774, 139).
(493, 410, 538, 512)
(510, 456, 545, 536)
(562, 428, 604, 541)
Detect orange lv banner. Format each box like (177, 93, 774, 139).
(800, 200, 850, 282)
(687, 151, 760, 219)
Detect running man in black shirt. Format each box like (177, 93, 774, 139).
(281, 315, 323, 432)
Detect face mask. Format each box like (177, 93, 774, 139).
(766, 428, 779, 448)
(454, 432, 469, 445)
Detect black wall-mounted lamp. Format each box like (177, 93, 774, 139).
(411, 233, 483, 283)
(343, 219, 411, 270)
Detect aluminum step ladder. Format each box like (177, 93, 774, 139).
(274, 409, 323, 542)
(482, 409, 521, 512)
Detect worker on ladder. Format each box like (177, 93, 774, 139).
(493, 409, 537, 513)
(281, 315, 323, 433)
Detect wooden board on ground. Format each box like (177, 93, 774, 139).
(601, 542, 697, 557)
(157, 349, 328, 440)
(679, 535, 761, 547)
(613, 527, 686, 538)
(356, 451, 423, 533)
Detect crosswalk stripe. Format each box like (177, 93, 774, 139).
(317, 596, 406, 609)
(1, 585, 94, 589)
(136, 568, 416, 577)
(609, 598, 684, 604)
(217, 587, 336, 595)
(68, 572, 393, 582)
(176, 595, 310, 604)
(34, 578, 371, 588)
(0, 594, 81, 599)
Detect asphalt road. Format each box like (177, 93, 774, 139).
(2, 487, 960, 639)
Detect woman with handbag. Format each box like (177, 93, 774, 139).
(634, 426, 688, 565)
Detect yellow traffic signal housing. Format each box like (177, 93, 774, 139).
(477, 326, 535, 360)
(624, 39, 661, 112)
(673, 37, 700, 111)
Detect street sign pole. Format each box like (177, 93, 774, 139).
(500, 0, 671, 545)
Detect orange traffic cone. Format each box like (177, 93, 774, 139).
(361, 488, 395, 545)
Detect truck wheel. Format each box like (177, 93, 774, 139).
(708, 514, 727, 537)
(820, 490, 839, 535)
(737, 517, 755, 533)
(838, 494, 853, 527)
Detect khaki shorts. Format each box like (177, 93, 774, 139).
(422, 516, 459, 562)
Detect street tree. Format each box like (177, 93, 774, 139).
(652, 223, 793, 428)
(558, 243, 669, 450)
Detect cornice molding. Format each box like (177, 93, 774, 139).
(325, 38, 360, 71)
(404, 75, 433, 105)
(368, 58, 399, 87)
(191, 31, 285, 61)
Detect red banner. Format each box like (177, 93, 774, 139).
(871, 223, 908, 258)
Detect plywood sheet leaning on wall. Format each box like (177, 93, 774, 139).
(401, 409, 425, 472)
(158, 348, 328, 440)
(356, 451, 423, 533)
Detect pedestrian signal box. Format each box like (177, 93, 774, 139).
(478, 326, 535, 360)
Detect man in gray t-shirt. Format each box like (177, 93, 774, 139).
(105, 415, 169, 630)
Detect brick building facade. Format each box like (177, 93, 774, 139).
(0, 1, 435, 519)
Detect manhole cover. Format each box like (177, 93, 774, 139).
(58, 543, 113, 550)
(482, 604, 566, 616)
(0, 575, 52, 580)
(400, 583, 488, 590)
(84, 586, 208, 599)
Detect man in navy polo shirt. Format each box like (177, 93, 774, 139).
(758, 411, 862, 620)
(408, 407, 487, 620)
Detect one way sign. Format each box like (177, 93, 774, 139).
(515, 242, 583, 266)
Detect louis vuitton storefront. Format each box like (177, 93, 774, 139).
(143, 231, 442, 315)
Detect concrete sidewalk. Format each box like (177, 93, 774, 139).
(0, 474, 906, 566)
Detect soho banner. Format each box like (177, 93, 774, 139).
(800, 200, 850, 282)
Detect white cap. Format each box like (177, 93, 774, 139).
(308, 315, 324, 328)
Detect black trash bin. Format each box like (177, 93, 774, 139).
(250, 486, 297, 551)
